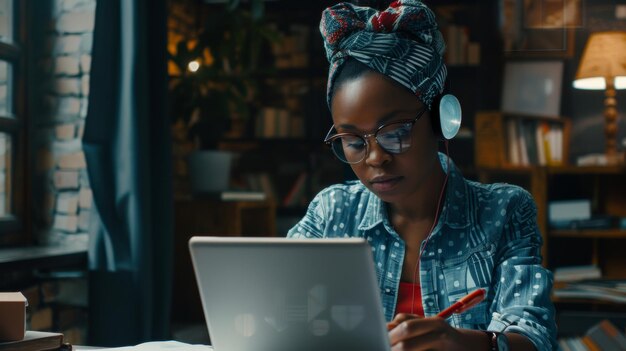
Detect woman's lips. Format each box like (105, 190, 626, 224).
(369, 176, 403, 192)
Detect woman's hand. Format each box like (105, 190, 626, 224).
(386, 313, 471, 351)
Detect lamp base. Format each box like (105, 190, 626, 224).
(605, 153, 623, 166)
(604, 82, 618, 161)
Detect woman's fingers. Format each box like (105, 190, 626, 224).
(390, 332, 446, 351)
(388, 317, 449, 347)
(390, 313, 421, 324)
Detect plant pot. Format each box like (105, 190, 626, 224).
(188, 150, 232, 194)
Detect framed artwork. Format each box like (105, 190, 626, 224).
(501, 61, 564, 117)
(522, 0, 583, 29)
(501, 0, 584, 58)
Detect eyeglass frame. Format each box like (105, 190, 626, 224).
(323, 107, 428, 164)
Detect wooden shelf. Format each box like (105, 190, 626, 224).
(477, 165, 626, 175)
(447, 64, 481, 71)
(220, 137, 320, 144)
(476, 165, 535, 174)
(0, 243, 87, 273)
(547, 165, 626, 175)
(550, 229, 626, 239)
(277, 206, 307, 216)
(551, 296, 626, 305)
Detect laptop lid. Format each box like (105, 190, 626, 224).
(189, 236, 391, 351)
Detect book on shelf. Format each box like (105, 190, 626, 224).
(244, 172, 277, 201)
(576, 153, 617, 167)
(581, 335, 601, 351)
(554, 265, 602, 282)
(548, 199, 591, 229)
(506, 118, 519, 166)
(219, 190, 267, 202)
(554, 279, 626, 304)
(586, 320, 626, 350)
(535, 123, 546, 166)
(522, 119, 538, 165)
(551, 215, 619, 230)
(516, 119, 529, 166)
(559, 337, 593, 351)
(554, 287, 626, 304)
(442, 24, 481, 66)
(474, 111, 569, 168)
(558, 319, 626, 351)
(196, 189, 268, 202)
(0, 331, 65, 351)
(254, 107, 306, 139)
(511, 119, 564, 166)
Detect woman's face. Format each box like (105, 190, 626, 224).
(330, 70, 441, 203)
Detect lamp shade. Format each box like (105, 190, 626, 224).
(573, 31, 626, 90)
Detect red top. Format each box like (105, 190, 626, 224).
(395, 281, 424, 316)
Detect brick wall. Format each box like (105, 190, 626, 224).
(25, 0, 97, 343)
(33, 0, 96, 246)
(22, 277, 89, 345)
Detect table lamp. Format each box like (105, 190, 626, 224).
(573, 31, 626, 164)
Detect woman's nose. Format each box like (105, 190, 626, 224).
(365, 138, 392, 167)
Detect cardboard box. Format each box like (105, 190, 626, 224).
(0, 292, 27, 341)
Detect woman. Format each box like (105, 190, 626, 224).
(287, 0, 557, 350)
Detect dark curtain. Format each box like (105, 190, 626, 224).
(82, 0, 173, 346)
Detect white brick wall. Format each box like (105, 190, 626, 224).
(32, 4, 94, 335)
(55, 123, 76, 140)
(34, 0, 96, 245)
(51, 35, 81, 55)
(55, 56, 80, 75)
(56, 193, 79, 214)
(56, 12, 95, 33)
(53, 77, 81, 95)
(57, 96, 81, 116)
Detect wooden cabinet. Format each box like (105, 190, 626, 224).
(476, 166, 626, 310)
(476, 166, 626, 267)
(174, 197, 276, 237)
(171, 198, 276, 323)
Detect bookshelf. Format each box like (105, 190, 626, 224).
(474, 114, 626, 313)
(210, 0, 344, 233)
(475, 111, 571, 169)
(428, 0, 502, 167)
(219, 138, 344, 234)
(551, 230, 626, 239)
(203, 0, 504, 222)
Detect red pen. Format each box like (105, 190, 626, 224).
(387, 288, 487, 331)
(437, 288, 486, 319)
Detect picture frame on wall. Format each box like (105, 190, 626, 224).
(501, 60, 564, 117)
(522, 0, 584, 29)
(501, 0, 583, 58)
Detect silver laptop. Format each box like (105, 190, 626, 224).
(189, 236, 391, 351)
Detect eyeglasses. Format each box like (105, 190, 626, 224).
(324, 108, 427, 164)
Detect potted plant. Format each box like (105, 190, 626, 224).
(169, 0, 276, 194)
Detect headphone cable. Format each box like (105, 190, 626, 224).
(410, 140, 450, 315)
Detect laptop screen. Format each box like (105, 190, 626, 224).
(189, 237, 391, 351)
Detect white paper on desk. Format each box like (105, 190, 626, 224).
(78, 341, 213, 350)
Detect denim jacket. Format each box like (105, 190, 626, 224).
(287, 153, 557, 350)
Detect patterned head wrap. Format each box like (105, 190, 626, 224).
(320, 0, 447, 108)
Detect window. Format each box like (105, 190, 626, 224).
(0, 0, 25, 244)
